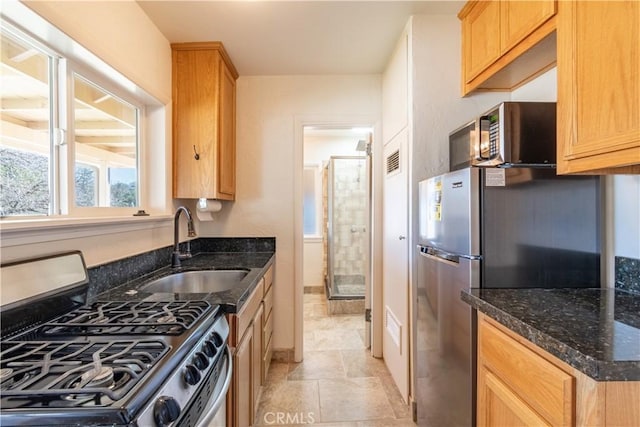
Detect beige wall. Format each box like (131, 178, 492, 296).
(194, 75, 381, 351)
(1, 1, 175, 268)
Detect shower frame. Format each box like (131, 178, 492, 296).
(325, 155, 370, 300)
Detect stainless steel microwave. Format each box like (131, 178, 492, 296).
(449, 102, 557, 170)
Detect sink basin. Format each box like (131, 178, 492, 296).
(141, 269, 249, 293)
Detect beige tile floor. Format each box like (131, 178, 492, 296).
(253, 293, 416, 426)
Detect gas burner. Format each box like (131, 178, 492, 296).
(39, 301, 212, 336)
(157, 315, 177, 324)
(0, 368, 15, 390)
(79, 366, 114, 389)
(0, 368, 13, 380)
(0, 340, 168, 408)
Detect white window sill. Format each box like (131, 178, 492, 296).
(0, 215, 173, 248)
(304, 235, 323, 243)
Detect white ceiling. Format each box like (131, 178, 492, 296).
(137, 1, 464, 76)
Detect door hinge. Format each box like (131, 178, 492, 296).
(412, 400, 418, 422)
(365, 308, 371, 322)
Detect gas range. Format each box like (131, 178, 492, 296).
(0, 252, 231, 427)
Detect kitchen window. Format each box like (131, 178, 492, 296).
(0, 22, 145, 219)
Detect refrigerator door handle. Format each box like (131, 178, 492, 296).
(417, 245, 482, 263)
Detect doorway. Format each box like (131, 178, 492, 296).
(302, 126, 372, 347)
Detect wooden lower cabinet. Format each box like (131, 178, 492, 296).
(227, 265, 275, 427)
(482, 371, 550, 426)
(232, 325, 254, 427)
(251, 302, 264, 406)
(477, 314, 640, 427)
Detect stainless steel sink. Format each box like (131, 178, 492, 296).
(141, 269, 249, 293)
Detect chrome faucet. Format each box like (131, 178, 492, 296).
(172, 206, 197, 268)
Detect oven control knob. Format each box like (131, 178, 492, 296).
(203, 340, 217, 358)
(193, 351, 209, 370)
(210, 332, 224, 347)
(184, 364, 201, 386)
(154, 396, 181, 426)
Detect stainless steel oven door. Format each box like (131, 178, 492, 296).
(196, 346, 232, 427)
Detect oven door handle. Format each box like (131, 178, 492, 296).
(196, 346, 233, 426)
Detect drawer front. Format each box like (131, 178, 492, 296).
(264, 265, 273, 294)
(479, 317, 574, 426)
(229, 278, 264, 347)
(262, 333, 273, 384)
(263, 283, 274, 318)
(263, 309, 273, 353)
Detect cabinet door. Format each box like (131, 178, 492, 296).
(252, 303, 264, 406)
(172, 42, 238, 198)
(557, 1, 640, 173)
(462, 0, 501, 83)
(173, 48, 221, 199)
(479, 316, 574, 427)
(500, 0, 556, 54)
(478, 368, 551, 427)
(233, 326, 253, 427)
(218, 58, 236, 199)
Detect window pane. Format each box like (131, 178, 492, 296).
(75, 163, 98, 207)
(0, 31, 52, 216)
(73, 74, 138, 207)
(303, 167, 317, 235)
(109, 167, 136, 207)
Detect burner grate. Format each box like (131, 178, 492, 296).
(0, 339, 168, 408)
(40, 300, 211, 336)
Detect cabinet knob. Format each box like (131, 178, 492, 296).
(193, 145, 200, 160)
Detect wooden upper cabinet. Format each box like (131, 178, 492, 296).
(459, 0, 557, 95)
(557, 1, 640, 174)
(501, 1, 556, 53)
(172, 42, 238, 200)
(462, 0, 501, 83)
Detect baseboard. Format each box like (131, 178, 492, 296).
(271, 348, 295, 363)
(304, 285, 324, 294)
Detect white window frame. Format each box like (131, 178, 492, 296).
(0, 1, 171, 246)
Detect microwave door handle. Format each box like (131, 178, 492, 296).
(476, 116, 491, 161)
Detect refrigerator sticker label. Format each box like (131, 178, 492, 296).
(485, 168, 506, 187)
(431, 179, 442, 221)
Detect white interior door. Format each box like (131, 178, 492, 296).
(382, 129, 409, 402)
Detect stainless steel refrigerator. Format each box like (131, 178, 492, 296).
(415, 167, 601, 426)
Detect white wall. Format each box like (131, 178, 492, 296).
(304, 135, 362, 162)
(613, 176, 640, 259)
(195, 75, 381, 351)
(1, 1, 175, 268)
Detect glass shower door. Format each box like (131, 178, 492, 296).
(327, 156, 368, 298)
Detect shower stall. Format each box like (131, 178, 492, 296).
(324, 156, 369, 301)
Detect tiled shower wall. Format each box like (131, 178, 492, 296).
(329, 158, 367, 278)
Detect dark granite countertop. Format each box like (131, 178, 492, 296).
(93, 239, 275, 313)
(461, 288, 640, 381)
